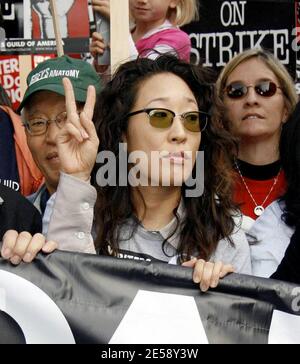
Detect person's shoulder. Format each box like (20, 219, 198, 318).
(216, 215, 249, 253)
(251, 200, 283, 231)
(269, 199, 285, 215)
(0, 107, 11, 120)
(0, 184, 38, 212)
(211, 226, 251, 274)
(248, 199, 292, 245)
(27, 184, 46, 204)
(0, 184, 42, 236)
(0, 183, 18, 200)
(156, 27, 190, 40)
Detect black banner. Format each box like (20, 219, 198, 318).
(0, 251, 300, 344)
(183, 0, 296, 80)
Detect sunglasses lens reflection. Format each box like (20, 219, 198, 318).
(226, 81, 278, 99)
(149, 109, 173, 128)
(149, 109, 204, 132)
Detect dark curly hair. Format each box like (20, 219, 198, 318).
(93, 54, 239, 262)
(280, 101, 300, 227)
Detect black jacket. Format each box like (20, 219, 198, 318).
(0, 184, 42, 240)
(271, 223, 300, 284)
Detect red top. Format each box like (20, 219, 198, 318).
(233, 169, 286, 220)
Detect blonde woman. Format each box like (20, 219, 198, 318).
(215, 48, 297, 231)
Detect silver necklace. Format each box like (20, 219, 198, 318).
(235, 161, 281, 217)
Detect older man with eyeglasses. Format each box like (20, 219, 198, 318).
(18, 56, 101, 232)
(0, 56, 100, 266)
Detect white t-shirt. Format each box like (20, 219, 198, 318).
(248, 200, 294, 278)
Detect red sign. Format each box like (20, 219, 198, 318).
(0, 54, 55, 110)
(0, 55, 21, 109)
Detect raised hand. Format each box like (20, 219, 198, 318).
(90, 32, 106, 59)
(92, 0, 110, 19)
(32, 0, 75, 38)
(56, 77, 99, 182)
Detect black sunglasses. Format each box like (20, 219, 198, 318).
(126, 108, 209, 132)
(225, 81, 282, 99)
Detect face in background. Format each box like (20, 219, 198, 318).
(23, 91, 66, 195)
(129, 0, 178, 24)
(124, 72, 201, 188)
(223, 57, 288, 142)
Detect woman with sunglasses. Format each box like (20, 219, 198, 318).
(42, 54, 251, 292)
(215, 49, 297, 233)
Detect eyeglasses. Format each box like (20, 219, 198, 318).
(126, 108, 209, 132)
(23, 111, 68, 136)
(225, 81, 282, 99)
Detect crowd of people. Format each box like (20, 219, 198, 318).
(1, 0, 300, 297)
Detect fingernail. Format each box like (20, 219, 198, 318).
(200, 284, 208, 292)
(42, 245, 51, 253)
(193, 275, 200, 284)
(10, 256, 21, 265)
(2, 248, 12, 259)
(23, 253, 32, 263)
(211, 281, 218, 288)
(81, 129, 89, 139)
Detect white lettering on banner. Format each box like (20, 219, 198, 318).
(26, 41, 36, 47)
(220, 1, 247, 27)
(0, 58, 21, 104)
(215, 32, 234, 67)
(0, 270, 75, 344)
(109, 290, 208, 344)
(0, 180, 20, 192)
(272, 30, 290, 63)
(36, 40, 57, 47)
(2, 75, 14, 89)
(268, 310, 300, 344)
(291, 27, 300, 52)
(292, 287, 300, 313)
(0, 58, 19, 75)
(0, 2, 15, 20)
(6, 41, 26, 48)
(190, 29, 290, 67)
(0, 288, 6, 311)
(5, 87, 21, 104)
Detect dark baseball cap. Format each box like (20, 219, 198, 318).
(18, 55, 101, 112)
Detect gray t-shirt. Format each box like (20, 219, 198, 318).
(48, 173, 252, 275)
(117, 213, 252, 275)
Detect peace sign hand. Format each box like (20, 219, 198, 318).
(56, 77, 99, 182)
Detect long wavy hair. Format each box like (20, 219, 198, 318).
(280, 102, 300, 228)
(93, 55, 238, 261)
